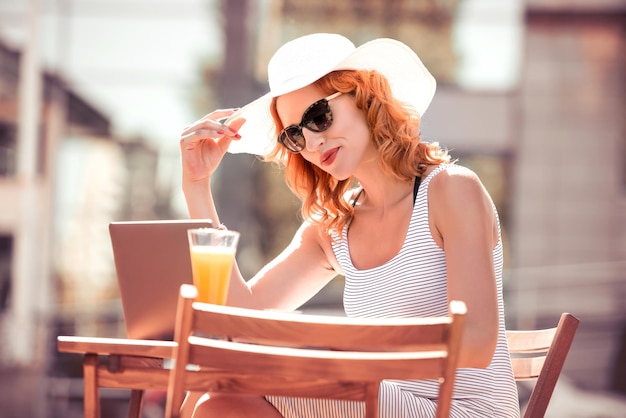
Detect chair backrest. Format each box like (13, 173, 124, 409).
(506, 313, 579, 418)
(165, 284, 467, 418)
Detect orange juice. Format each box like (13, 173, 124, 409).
(189, 246, 236, 304)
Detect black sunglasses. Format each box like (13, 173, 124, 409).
(277, 92, 342, 153)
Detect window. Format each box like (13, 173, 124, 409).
(0, 235, 12, 312)
(0, 122, 16, 177)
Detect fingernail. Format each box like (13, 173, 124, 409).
(235, 134, 241, 139)
(217, 130, 225, 135)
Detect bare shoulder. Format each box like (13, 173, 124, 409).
(428, 165, 485, 199)
(428, 165, 495, 223)
(427, 165, 497, 245)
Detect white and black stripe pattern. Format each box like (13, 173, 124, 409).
(267, 165, 520, 417)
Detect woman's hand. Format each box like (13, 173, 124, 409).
(180, 109, 246, 183)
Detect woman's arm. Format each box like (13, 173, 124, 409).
(429, 166, 500, 369)
(241, 221, 339, 310)
(215, 220, 338, 311)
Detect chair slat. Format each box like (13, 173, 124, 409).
(511, 355, 547, 380)
(187, 337, 447, 382)
(191, 302, 452, 352)
(506, 328, 556, 353)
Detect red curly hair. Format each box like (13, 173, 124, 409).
(267, 69, 451, 237)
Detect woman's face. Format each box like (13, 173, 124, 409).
(275, 84, 374, 180)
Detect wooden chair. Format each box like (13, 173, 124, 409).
(164, 284, 467, 418)
(506, 313, 579, 418)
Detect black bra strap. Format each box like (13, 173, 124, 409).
(413, 175, 421, 204)
(351, 188, 365, 208)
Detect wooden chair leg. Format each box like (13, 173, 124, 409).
(365, 383, 380, 418)
(83, 354, 100, 418)
(128, 389, 145, 418)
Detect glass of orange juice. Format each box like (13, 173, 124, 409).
(187, 228, 240, 305)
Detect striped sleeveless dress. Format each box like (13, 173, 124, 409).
(268, 165, 521, 417)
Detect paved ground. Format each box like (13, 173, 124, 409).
(0, 365, 48, 418)
(0, 364, 132, 418)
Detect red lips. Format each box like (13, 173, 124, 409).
(320, 148, 338, 166)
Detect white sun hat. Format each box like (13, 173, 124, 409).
(226, 33, 436, 156)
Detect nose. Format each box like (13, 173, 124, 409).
(303, 129, 325, 152)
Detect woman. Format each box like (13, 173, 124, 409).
(179, 33, 520, 417)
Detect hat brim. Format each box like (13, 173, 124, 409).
(226, 38, 436, 156)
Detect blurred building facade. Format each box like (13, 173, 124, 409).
(0, 35, 170, 367)
(509, 2, 626, 394)
(0, 36, 116, 365)
(0, 31, 177, 415)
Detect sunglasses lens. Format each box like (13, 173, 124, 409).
(303, 100, 332, 132)
(278, 127, 305, 152)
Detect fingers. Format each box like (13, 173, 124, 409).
(179, 110, 245, 156)
(200, 108, 239, 122)
(181, 119, 240, 141)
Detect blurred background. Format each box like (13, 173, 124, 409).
(0, 0, 625, 416)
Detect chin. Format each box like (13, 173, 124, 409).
(326, 169, 351, 181)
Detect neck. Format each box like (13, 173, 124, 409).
(356, 177, 414, 210)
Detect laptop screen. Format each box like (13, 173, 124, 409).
(109, 219, 213, 340)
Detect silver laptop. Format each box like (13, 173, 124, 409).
(109, 219, 213, 340)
